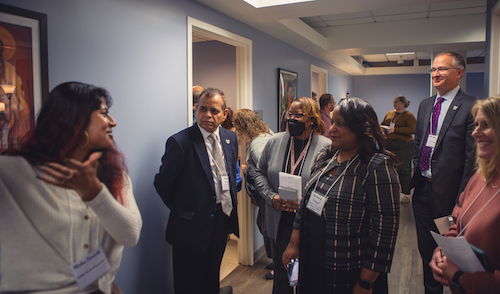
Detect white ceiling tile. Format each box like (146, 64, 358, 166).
(430, 7, 486, 18)
(319, 11, 371, 21)
(363, 54, 388, 62)
(375, 12, 428, 22)
(431, 0, 486, 11)
(416, 52, 432, 60)
(386, 53, 416, 61)
(324, 17, 373, 26)
(307, 21, 328, 28)
(370, 4, 428, 16)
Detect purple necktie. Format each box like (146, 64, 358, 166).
(419, 97, 445, 172)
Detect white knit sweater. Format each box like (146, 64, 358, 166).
(0, 156, 142, 293)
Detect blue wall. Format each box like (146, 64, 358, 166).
(354, 72, 484, 122)
(467, 72, 485, 99)
(0, 0, 353, 293)
(353, 74, 430, 121)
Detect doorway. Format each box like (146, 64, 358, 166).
(489, 1, 500, 97)
(187, 17, 255, 275)
(311, 64, 328, 101)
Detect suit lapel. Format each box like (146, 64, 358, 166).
(422, 96, 435, 140)
(191, 126, 215, 192)
(219, 128, 233, 177)
(278, 132, 291, 168)
(219, 128, 238, 203)
(436, 90, 463, 149)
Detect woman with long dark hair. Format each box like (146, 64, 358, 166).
(0, 82, 142, 294)
(283, 98, 400, 293)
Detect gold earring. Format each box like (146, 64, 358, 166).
(82, 131, 89, 148)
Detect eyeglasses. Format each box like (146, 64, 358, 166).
(428, 67, 461, 74)
(287, 112, 306, 119)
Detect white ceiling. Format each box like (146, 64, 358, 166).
(196, 0, 487, 75)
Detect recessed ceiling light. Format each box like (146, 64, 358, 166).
(386, 52, 415, 56)
(243, 0, 315, 8)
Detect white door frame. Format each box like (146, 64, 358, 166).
(310, 64, 328, 98)
(187, 17, 255, 266)
(489, 1, 500, 97)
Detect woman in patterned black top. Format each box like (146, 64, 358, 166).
(283, 98, 400, 294)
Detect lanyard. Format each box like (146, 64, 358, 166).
(286, 131, 313, 175)
(458, 173, 500, 237)
(391, 111, 403, 124)
(312, 151, 359, 198)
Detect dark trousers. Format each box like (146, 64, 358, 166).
(386, 139, 413, 194)
(412, 174, 443, 294)
(271, 212, 295, 294)
(172, 208, 231, 294)
(256, 198, 273, 259)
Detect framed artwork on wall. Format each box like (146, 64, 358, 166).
(0, 4, 48, 152)
(278, 68, 297, 132)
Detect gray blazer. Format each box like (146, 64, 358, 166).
(255, 131, 331, 240)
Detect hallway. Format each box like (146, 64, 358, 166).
(220, 201, 451, 294)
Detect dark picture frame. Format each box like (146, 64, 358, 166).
(0, 4, 48, 151)
(278, 68, 297, 132)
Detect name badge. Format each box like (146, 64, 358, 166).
(389, 122, 395, 128)
(306, 190, 327, 216)
(70, 247, 111, 290)
(426, 134, 438, 148)
(221, 175, 230, 191)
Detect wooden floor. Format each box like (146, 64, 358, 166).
(221, 201, 451, 294)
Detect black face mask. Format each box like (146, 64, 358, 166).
(288, 118, 307, 137)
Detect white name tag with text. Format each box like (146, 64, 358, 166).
(70, 247, 111, 290)
(426, 134, 438, 148)
(306, 191, 327, 216)
(221, 175, 230, 191)
(389, 122, 395, 128)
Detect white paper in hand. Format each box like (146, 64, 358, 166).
(431, 231, 485, 273)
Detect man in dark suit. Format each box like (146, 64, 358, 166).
(154, 88, 239, 294)
(411, 51, 476, 294)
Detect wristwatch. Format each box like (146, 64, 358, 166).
(451, 271, 466, 294)
(358, 278, 374, 290)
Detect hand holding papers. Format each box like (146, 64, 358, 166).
(279, 172, 302, 202)
(431, 231, 488, 273)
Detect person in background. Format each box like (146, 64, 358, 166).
(311, 92, 317, 102)
(154, 88, 238, 294)
(233, 108, 274, 280)
(192, 85, 204, 123)
(319, 93, 335, 140)
(381, 95, 416, 204)
(411, 51, 476, 294)
(283, 97, 400, 294)
(0, 82, 142, 294)
(255, 97, 331, 294)
(221, 107, 242, 192)
(430, 96, 500, 294)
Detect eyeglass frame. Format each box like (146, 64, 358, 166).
(428, 67, 462, 74)
(286, 112, 306, 119)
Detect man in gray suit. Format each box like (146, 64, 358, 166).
(411, 51, 476, 294)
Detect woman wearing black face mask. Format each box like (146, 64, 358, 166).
(255, 97, 331, 294)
